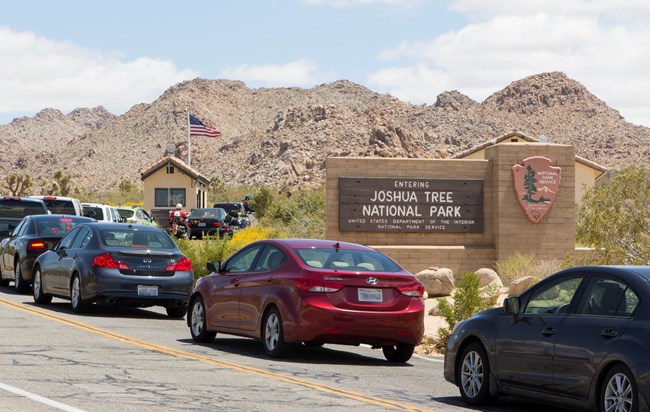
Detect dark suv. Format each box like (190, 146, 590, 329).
(0, 197, 49, 239)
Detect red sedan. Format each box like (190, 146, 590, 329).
(187, 239, 425, 362)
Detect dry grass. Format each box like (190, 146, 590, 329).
(496, 252, 563, 285)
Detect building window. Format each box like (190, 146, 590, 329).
(155, 188, 186, 207)
(167, 165, 175, 174)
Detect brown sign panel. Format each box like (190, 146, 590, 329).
(339, 177, 484, 232)
(512, 156, 561, 224)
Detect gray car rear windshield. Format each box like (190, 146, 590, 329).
(99, 229, 176, 249)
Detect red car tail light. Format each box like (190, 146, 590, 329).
(398, 282, 425, 297)
(166, 257, 193, 271)
(92, 253, 129, 270)
(27, 240, 47, 252)
(294, 277, 343, 293)
(212, 222, 221, 227)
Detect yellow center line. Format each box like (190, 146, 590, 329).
(0, 298, 434, 412)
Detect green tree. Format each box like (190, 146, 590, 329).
(249, 185, 274, 218)
(523, 164, 537, 201)
(3, 172, 33, 196)
(577, 164, 650, 264)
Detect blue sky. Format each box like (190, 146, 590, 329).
(2, 0, 650, 126)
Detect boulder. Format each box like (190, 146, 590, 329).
(475, 268, 504, 289)
(416, 267, 455, 297)
(508, 276, 538, 296)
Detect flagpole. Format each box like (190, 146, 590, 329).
(187, 113, 191, 165)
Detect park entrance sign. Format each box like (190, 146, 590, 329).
(339, 177, 483, 232)
(325, 140, 578, 275)
(512, 156, 562, 224)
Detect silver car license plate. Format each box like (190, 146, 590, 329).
(137, 285, 158, 296)
(358, 288, 382, 302)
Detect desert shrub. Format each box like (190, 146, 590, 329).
(435, 271, 498, 352)
(495, 252, 537, 285)
(256, 186, 325, 239)
(248, 185, 274, 218)
(495, 252, 563, 286)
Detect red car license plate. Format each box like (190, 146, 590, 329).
(358, 288, 382, 302)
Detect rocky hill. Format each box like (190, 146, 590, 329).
(1, 71, 648, 194)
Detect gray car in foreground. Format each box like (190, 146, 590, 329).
(444, 266, 650, 412)
(32, 222, 193, 317)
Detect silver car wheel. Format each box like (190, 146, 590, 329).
(33, 271, 42, 300)
(71, 277, 81, 306)
(461, 350, 484, 398)
(604, 372, 634, 412)
(191, 301, 205, 336)
(14, 262, 30, 293)
(264, 312, 280, 351)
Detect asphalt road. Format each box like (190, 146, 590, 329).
(0, 287, 572, 412)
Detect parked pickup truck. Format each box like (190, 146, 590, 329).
(0, 197, 49, 239)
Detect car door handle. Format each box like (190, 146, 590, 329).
(542, 326, 557, 336)
(231, 278, 241, 287)
(601, 328, 618, 338)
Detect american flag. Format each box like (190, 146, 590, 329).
(189, 114, 221, 138)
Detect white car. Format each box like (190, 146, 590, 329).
(81, 203, 121, 222)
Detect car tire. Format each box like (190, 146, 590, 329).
(262, 307, 287, 358)
(601, 364, 638, 412)
(32, 267, 52, 304)
(189, 296, 216, 343)
(458, 342, 495, 405)
(14, 261, 29, 293)
(0, 276, 10, 287)
(70, 275, 90, 313)
(166, 305, 187, 319)
(382, 343, 415, 363)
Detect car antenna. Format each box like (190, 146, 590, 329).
(333, 242, 340, 252)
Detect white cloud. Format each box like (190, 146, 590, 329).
(368, 3, 650, 126)
(221, 59, 324, 88)
(0, 27, 196, 118)
(450, 0, 650, 19)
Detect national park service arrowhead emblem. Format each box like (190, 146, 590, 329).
(512, 156, 561, 224)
